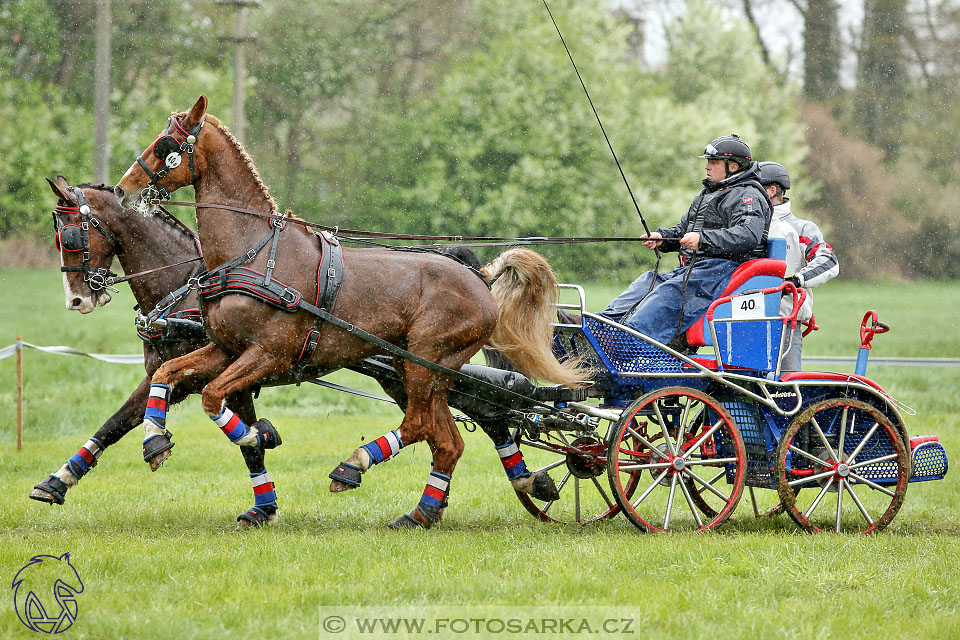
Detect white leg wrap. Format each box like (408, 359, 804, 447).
(144, 421, 166, 439)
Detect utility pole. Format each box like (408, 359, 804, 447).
(218, 0, 259, 144)
(94, 0, 111, 183)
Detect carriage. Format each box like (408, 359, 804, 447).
(494, 236, 949, 533)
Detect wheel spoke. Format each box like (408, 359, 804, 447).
(632, 468, 669, 509)
(835, 477, 844, 533)
(653, 402, 678, 456)
(617, 461, 672, 471)
(533, 459, 567, 474)
(847, 471, 896, 497)
(625, 425, 670, 461)
(663, 473, 678, 531)
(804, 480, 833, 519)
(810, 416, 839, 462)
(574, 477, 582, 523)
(678, 473, 704, 528)
(682, 420, 724, 461)
(848, 453, 898, 470)
(543, 471, 572, 515)
(844, 478, 874, 525)
(590, 476, 615, 509)
(846, 422, 880, 462)
(685, 456, 738, 466)
(837, 406, 849, 462)
(683, 468, 729, 501)
(788, 469, 837, 487)
(788, 444, 830, 467)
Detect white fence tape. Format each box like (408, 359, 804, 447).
(0, 341, 144, 365)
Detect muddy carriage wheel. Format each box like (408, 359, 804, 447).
(774, 398, 909, 534)
(513, 426, 636, 525)
(607, 387, 746, 533)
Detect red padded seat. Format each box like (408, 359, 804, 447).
(686, 258, 787, 347)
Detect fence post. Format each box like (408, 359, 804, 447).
(16, 335, 23, 451)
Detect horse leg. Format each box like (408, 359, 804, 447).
(231, 391, 281, 529)
(387, 375, 462, 530)
(199, 346, 287, 449)
(144, 343, 233, 470)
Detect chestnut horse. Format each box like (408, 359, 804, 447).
(34, 176, 565, 527)
(33, 177, 272, 527)
(115, 96, 583, 528)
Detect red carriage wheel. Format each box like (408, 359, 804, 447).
(607, 386, 746, 533)
(774, 398, 909, 534)
(513, 426, 637, 524)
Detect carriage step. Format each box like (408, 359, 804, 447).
(910, 436, 948, 482)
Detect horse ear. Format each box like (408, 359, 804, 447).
(47, 176, 73, 202)
(186, 95, 208, 126)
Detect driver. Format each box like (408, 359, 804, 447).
(600, 134, 773, 345)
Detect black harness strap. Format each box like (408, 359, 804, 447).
(295, 232, 343, 365)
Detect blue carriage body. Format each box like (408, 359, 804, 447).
(551, 240, 948, 488)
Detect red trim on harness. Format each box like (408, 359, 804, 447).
(778, 371, 887, 395)
(685, 258, 787, 346)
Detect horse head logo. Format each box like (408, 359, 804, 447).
(11, 553, 84, 634)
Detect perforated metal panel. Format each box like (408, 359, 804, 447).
(722, 400, 774, 488)
(582, 318, 683, 374)
(911, 442, 948, 481)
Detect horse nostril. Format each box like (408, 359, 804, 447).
(114, 185, 125, 201)
(71, 297, 83, 307)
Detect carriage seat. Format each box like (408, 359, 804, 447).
(684, 237, 787, 370)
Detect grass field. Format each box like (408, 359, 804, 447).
(2, 268, 959, 639)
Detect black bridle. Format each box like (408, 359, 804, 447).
(136, 114, 205, 203)
(53, 186, 120, 292)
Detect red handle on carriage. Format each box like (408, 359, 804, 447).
(801, 313, 819, 338)
(859, 310, 890, 349)
(705, 281, 804, 328)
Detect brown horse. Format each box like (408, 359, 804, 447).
(115, 96, 583, 528)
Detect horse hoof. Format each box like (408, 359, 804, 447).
(143, 431, 175, 471)
(328, 461, 361, 492)
(236, 506, 278, 530)
(148, 447, 173, 472)
(30, 476, 68, 505)
(253, 418, 282, 449)
(530, 471, 560, 502)
(387, 512, 430, 530)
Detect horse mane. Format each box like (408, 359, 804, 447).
(75, 182, 199, 246)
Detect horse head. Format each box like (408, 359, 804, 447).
(115, 95, 209, 215)
(47, 176, 118, 313)
(11, 552, 84, 633)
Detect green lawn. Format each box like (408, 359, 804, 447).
(2, 268, 959, 639)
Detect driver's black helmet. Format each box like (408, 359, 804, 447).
(758, 161, 791, 190)
(699, 134, 752, 168)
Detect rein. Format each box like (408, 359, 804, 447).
(154, 199, 660, 247)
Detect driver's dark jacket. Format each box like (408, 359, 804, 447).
(657, 162, 772, 263)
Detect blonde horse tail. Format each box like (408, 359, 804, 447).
(480, 248, 591, 387)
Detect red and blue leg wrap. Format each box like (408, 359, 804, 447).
(144, 384, 171, 429)
(66, 438, 105, 479)
(417, 471, 451, 520)
(250, 469, 278, 508)
(212, 407, 251, 443)
(361, 430, 404, 466)
(496, 437, 529, 481)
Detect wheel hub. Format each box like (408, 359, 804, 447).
(566, 436, 606, 479)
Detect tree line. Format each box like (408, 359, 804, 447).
(2, 0, 958, 279)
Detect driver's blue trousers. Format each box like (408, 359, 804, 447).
(600, 258, 738, 344)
